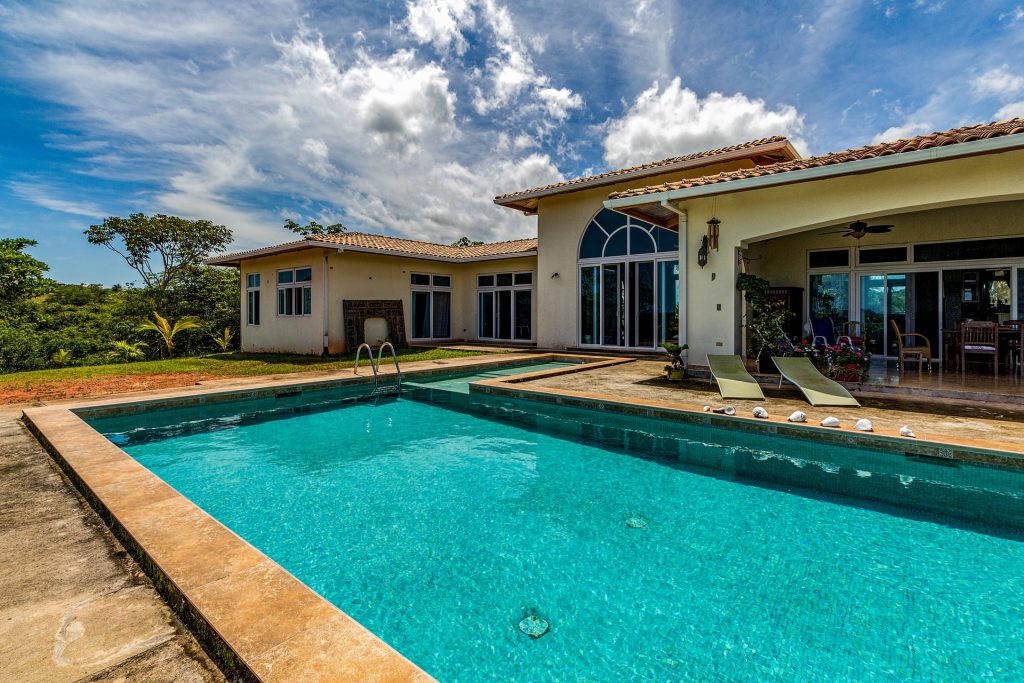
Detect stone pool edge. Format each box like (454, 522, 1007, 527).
(19, 352, 613, 682)
(470, 377, 1024, 470)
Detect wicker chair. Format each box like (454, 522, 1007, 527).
(959, 320, 998, 377)
(890, 319, 931, 374)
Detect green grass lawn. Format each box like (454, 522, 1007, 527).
(0, 348, 501, 402)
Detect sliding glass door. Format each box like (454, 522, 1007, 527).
(858, 272, 938, 358)
(579, 257, 678, 350)
(477, 271, 533, 341)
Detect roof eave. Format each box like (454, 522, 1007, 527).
(494, 138, 798, 209)
(604, 133, 1024, 215)
(205, 241, 538, 266)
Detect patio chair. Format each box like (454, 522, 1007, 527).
(836, 321, 864, 351)
(960, 320, 998, 377)
(1006, 321, 1024, 375)
(707, 354, 765, 400)
(890, 319, 931, 375)
(809, 317, 835, 346)
(773, 356, 860, 407)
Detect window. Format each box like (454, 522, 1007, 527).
(808, 249, 850, 269)
(577, 208, 679, 348)
(246, 273, 260, 325)
(277, 267, 312, 317)
(858, 246, 908, 265)
(477, 271, 534, 341)
(914, 237, 1024, 263)
(411, 272, 451, 339)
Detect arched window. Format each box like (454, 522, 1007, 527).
(578, 209, 680, 348)
(578, 209, 678, 260)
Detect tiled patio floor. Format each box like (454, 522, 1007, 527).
(523, 360, 1024, 450)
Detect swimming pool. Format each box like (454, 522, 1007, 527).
(87, 368, 1024, 681)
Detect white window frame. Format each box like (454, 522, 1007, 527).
(410, 272, 453, 340)
(476, 271, 534, 342)
(246, 272, 261, 326)
(277, 266, 313, 317)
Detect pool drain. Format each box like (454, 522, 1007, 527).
(518, 615, 550, 638)
(625, 515, 648, 529)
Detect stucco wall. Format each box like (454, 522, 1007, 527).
(668, 150, 1024, 361)
(236, 250, 536, 355)
(239, 250, 328, 355)
(533, 159, 754, 349)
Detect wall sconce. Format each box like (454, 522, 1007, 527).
(697, 235, 709, 269)
(706, 217, 721, 251)
(550, 272, 560, 279)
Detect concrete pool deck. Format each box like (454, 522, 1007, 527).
(14, 353, 606, 681)
(10, 351, 1024, 680)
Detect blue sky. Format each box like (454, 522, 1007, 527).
(2, 0, 1023, 285)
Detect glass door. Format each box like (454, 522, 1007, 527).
(858, 272, 938, 358)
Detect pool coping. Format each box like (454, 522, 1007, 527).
(20, 352, 617, 682)
(469, 373, 1024, 470)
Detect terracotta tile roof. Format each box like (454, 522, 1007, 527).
(608, 118, 1024, 201)
(494, 136, 798, 212)
(206, 232, 537, 265)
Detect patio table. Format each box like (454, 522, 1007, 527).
(946, 324, 1024, 372)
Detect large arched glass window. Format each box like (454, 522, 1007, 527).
(578, 209, 679, 348)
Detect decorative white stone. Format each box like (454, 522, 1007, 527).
(899, 426, 916, 438)
(703, 405, 711, 412)
(787, 411, 807, 423)
(820, 416, 841, 428)
(854, 418, 873, 432)
(713, 406, 736, 415)
(752, 407, 769, 419)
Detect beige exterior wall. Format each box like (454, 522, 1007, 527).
(666, 149, 1024, 361)
(240, 250, 329, 355)
(533, 159, 752, 349)
(237, 249, 535, 355)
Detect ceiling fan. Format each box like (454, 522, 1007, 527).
(823, 220, 894, 240)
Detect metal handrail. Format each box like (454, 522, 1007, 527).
(376, 342, 402, 392)
(353, 343, 377, 377)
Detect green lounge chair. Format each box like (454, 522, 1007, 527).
(773, 356, 860, 407)
(707, 354, 765, 400)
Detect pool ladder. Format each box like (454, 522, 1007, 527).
(354, 342, 402, 398)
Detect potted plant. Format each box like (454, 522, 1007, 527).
(824, 343, 872, 383)
(662, 341, 689, 380)
(737, 273, 792, 374)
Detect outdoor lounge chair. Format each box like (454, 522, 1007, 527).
(707, 354, 765, 400)
(773, 356, 860, 407)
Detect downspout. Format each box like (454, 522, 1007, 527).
(322, 252, 330, 355)
(659, 200, 687, 348)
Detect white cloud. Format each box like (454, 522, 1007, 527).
(997, 101, 1024, 119)
(8, 180, 106, 218)
(601, 78, 806, 168)
(406, 0, 476, 55)
(298, 138, 338, 178)
(911, 0, 946, 13)
(1000, 6, 1024, 22)
(870, 121, 934, 144)
(972, 66, 1024, 98)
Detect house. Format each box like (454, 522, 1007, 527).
(208, 118, 1024, 364)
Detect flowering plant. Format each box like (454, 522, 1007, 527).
(787, 340, 871, 382)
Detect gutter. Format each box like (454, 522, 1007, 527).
(207, 243, 538, 266)
(603, 133, 1024, 210)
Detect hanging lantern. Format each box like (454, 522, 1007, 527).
(706, 217, 721, 251)
(697, 235, 709, 268)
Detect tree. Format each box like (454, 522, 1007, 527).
(85, 214, 232, 292)
(0, 238, 49, 306)
(451, 236, 484, 247)
(137, 311, 202, 357)
(284, 219, 346, 238)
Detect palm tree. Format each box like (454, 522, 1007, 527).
(137, 311, 201, 358)
(211, 327, 234, 353)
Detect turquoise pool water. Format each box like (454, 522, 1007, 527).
(88, 370, 1024, 681)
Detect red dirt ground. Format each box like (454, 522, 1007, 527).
(0, 372, 217, 405)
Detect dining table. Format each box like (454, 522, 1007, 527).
(943, 323, 1024, 372)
